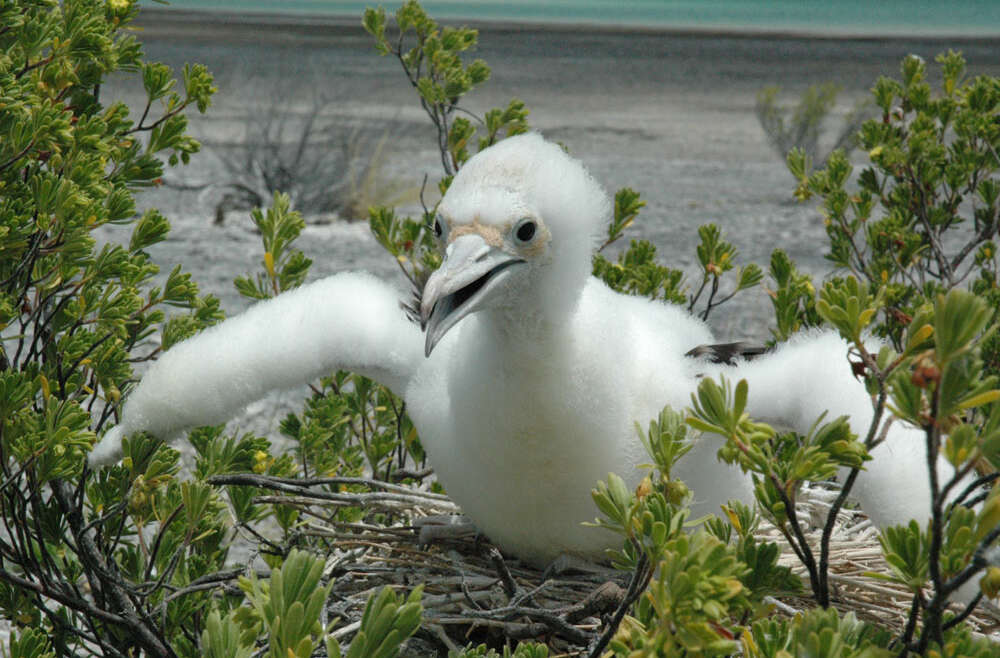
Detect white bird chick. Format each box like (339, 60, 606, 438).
(91, 133, 955, 567)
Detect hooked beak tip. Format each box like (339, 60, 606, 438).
(419, 301, 434, 331)
(418, 234, 526, 358)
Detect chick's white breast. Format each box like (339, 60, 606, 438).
(403, 280, 712, 565)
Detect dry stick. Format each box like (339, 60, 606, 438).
(156, 568, 246, 616)
(563, 581, 627, 624)
(138, 526, 192, 600)
(427, 614, 548, 638)
(125, 100, 191, 135)
(462, 605, 591, 645)
(457, 578, 488, 611)
(254, 493, 440, 515)
(0, 452, 37, 496)
(1, 487, 43, 594)
(206, 473, 456, 511)
(486, 546, 519, 599)
(587, 550, 651, 658)
(259, 474, 452, 499)
(834, 211, 869, 284)
(327, 508, 605, 646)
(392, 466, 435, 482)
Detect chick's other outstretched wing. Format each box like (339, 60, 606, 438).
(703, 331, 963, 532)
(89, 272, 423, 465)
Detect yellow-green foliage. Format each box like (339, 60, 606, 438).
(2, 1, 999, 656)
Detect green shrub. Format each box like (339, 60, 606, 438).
(0, 2, 422, 656)
(693, 51, 1000, 654)
(756, 82, 872, 173)
(0, 0, 227, 654)
(2, 0, 998, 656)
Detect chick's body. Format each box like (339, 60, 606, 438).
(407, 278, 749, 565)
(89, 133, 952, 573)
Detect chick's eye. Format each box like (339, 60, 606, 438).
(515, 220, 536, 243)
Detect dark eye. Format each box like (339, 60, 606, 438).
(433, 216, 445, 238)
(515, 219, 536, 243)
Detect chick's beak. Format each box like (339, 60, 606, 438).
(420, 234, 525, 357)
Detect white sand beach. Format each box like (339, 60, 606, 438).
(105, 10, 1000, 340)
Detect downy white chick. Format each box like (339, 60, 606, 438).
(91, 133, 954, 567)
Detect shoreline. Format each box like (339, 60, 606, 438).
(135, 7, 1000, 43)
(123, 4, 1000, 342)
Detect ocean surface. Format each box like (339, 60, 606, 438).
(159, 0, 1000, 36)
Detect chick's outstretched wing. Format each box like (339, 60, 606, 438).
(89, 272, 422, 465)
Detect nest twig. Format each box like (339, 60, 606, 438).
(222, 474, 1000, 655)
(212, 473, 625, 654)
(314, 520, 623, 655)
(760, 483, 1000, 643)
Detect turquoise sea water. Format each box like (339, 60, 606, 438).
(159, 0, 1000, 36)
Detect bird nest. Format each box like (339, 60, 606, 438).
(222, 474, 1000, 655)
(767, 484, 1000, 640)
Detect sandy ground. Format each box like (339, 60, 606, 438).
(106, 10, 1000, 338)
(84, 10, 1000, 449)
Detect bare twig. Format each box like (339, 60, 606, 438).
(587, 550, 651, 658)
